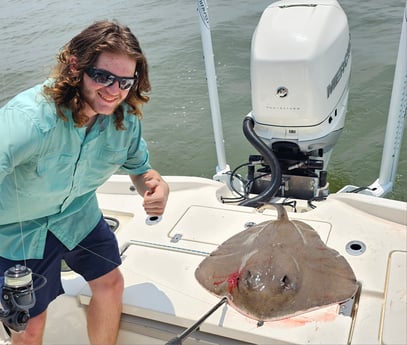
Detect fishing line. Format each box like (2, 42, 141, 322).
(11, 151, 28, 267)
(7, 168, 216, 310)
(8, 138, 237, 329)
(0, 152, 48, 332)
(75, 232, 222, 308)
(76, 244, 122, 267)
(6, 154, 252, 337)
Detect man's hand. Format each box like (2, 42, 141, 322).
(130, 170, 169, 216)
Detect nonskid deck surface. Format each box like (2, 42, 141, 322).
(5, 175, 403, 345)
(77, 176, 407, 344)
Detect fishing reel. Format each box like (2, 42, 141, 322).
(0, 265, 36, 332)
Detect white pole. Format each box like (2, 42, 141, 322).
(370, 1, 407, 196)
(196, 0, 228, 174)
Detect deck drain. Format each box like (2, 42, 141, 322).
(345, 240, 366, 256)
(146, 215, 162, 225)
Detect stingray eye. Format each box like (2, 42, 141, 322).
(244, 270, 264, 290)
(280, 275, 295, 290)
(244, 270, 253, 288)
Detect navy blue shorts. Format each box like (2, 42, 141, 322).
(0, 215, 121, 317)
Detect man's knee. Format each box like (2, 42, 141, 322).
(88, 268, 124, 297)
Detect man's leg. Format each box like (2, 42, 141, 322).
(63, 216, 123, 344)
(87, 267, 124, 345)
(11, 310, 47, 345)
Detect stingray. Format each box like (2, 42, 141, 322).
(195, 204, 358, 323)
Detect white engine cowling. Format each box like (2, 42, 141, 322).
(250, 0, 350, 163)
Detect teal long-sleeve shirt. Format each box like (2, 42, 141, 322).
(0, 81, 152, 260)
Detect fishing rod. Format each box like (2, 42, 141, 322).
(165, 297, 228, 345)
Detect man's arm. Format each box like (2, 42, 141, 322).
(130, 170, 169, 216)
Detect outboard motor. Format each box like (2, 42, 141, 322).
(243, 0, 351, 201)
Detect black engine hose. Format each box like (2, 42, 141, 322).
(239, 116, 282, 207)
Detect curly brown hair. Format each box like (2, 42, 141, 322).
(43, 20, 150, 130)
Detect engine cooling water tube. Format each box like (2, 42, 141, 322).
(239, 116, 282, 207)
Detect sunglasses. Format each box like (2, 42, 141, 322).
(84, 67, 137, 90)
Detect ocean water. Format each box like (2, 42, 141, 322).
(1, 0, 406, 201)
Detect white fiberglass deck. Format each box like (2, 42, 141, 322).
(33, 175, 406, 345)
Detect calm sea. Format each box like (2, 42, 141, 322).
(1, 0, 406, 201)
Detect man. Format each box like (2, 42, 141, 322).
(0, 20, 169, 345)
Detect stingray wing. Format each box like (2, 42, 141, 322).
(282, 219, 358, 315)
(195, 221, 270, 296)
(195, 207, 358, 322)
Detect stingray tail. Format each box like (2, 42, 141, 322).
(257, 203, 288, 221)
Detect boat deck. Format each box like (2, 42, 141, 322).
(32, 175, 407, 345)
